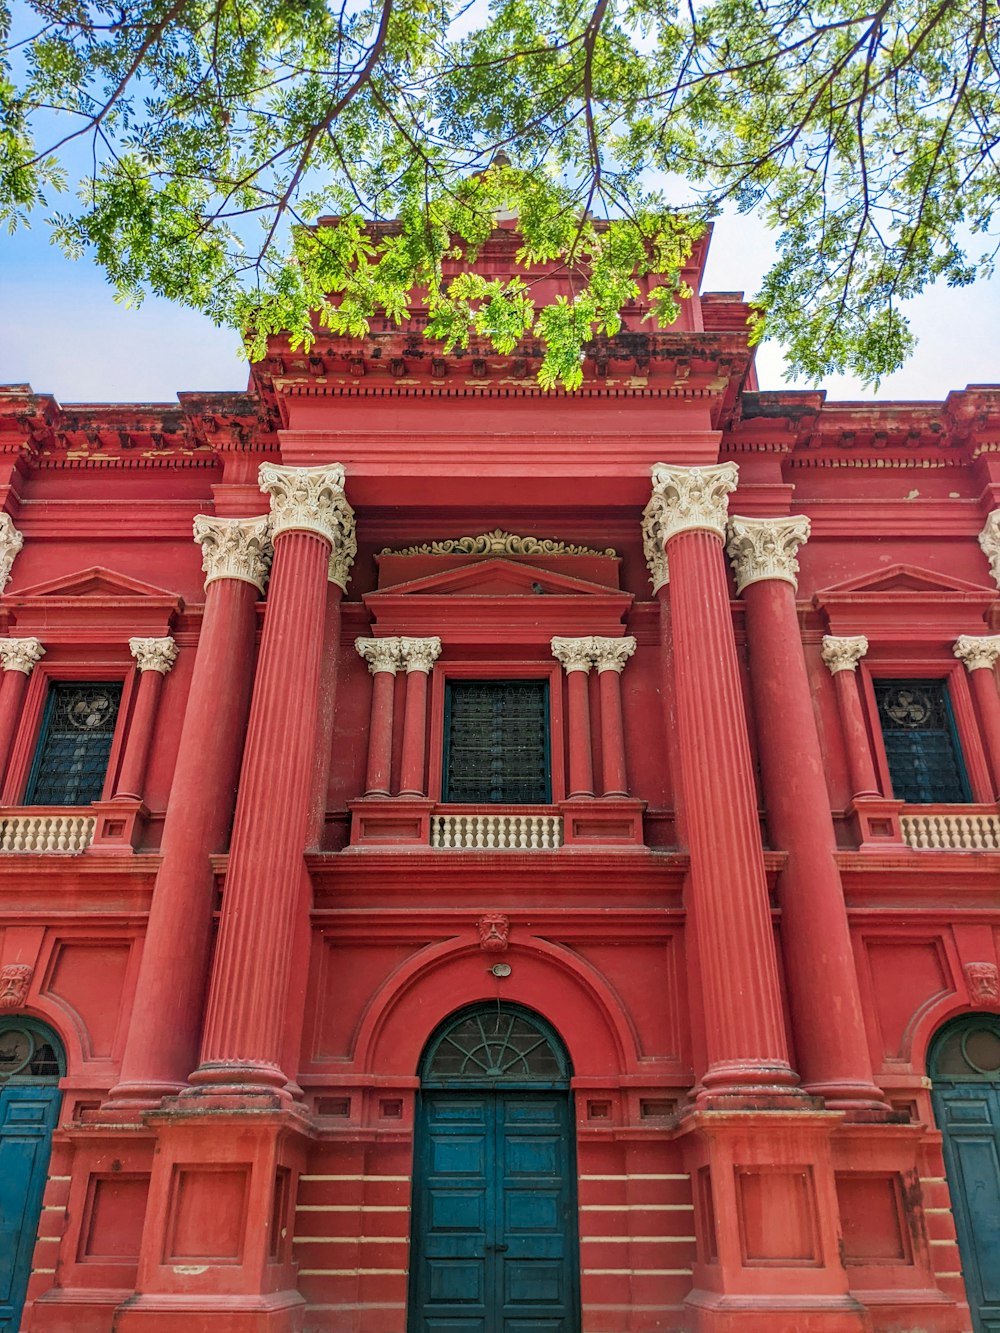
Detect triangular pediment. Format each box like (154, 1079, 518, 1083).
(369, 557, 621, 600)
(815, 563, 993, 598)
(10, 566, 182, 602)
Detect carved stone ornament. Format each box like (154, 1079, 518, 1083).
(477, 913, 510, 953)
(258, 464, 357, 589)
(591, 636, 637, 674)
(0, 963, 32, 1012)
(382, 530, 617, 558)
(129, 636, 179, 674)
(0, 514, 25, 592)
(0, 638, 45, 675)
(193, 514, 273, 594)
(978, 511, 1000, 589)
(726, 515, 811, 594)
(399, 637, 442, 673)
(355, 637, 402, 674)
(965, 961, 1000, 1007)
(551, 637, 595, 673)
(820, 635, 869, 674)
(640, 498, 670, 592)
(953, 634, 1000, 673)
(645, 462, 740, 546)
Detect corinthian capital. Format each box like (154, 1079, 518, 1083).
(726, 515, 811, 594)
(129, 636, 179, 674)
(0, 514, 25, 591)
(954, 634, 1000, 673)
(640, 501, 670, 592)
(979, 511, 1000, 589)
(821, 635, 869, 674)
(193, 514, 272, 594)
(591, 636, 637, 674)
(0, 638, 44, 675)
(645, 463, 740, 549)
(551, 637, 594, 673)
(258, 464, 357, 588)
(356, 637, 402, 674)
(399, 637, 442, 673)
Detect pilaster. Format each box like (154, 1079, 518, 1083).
(954, 634, 1000, 797)
(0, 637, 43, 781)
(551, 637, 595, 798)
(399, 636, 441, 797)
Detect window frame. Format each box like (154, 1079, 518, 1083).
(428, 660, 566, 805)
(859, 659, 992, 805)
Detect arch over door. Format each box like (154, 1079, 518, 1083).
(0, 1018, 64, 1333)
(409, 1003, 579, 1333)
(930, 1015, 1000, 1333)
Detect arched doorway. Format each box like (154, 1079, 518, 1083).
(408, 1002, 579, 1333)
(0, 1017, 64, 1333)
(930, 1014, 1000, 1333)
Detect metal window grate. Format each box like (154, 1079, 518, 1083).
(25, 682, 122, 807)
(443, 680, 550, 804)
(424, 1007, 567, 1084)
(874, 678, 970, 804)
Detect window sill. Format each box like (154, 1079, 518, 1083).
(348, 796, 646, 850)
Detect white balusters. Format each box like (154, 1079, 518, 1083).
(0, 813, 96, 853)
(429, 812, 564, 850)
(900, 810, 1000, 851)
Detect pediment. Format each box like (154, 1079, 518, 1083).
(814, 562, 995, 641)
(11, 566, 182, 602)
(815, 563, 993, 598)
(369, 557, 622, 600)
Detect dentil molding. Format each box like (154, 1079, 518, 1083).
(979, 511, 1000, 588)
(642, 463, 740, 590)
(953, 634, 1000, 672)
(726, 514, 811, 594)
(193, 514, 273, 593)
(821, 634, 869, 673)
(0, 638, 44, 675)
(551, 637, 595, 673)
(0, 514, 25, 592)
(258, 463, 357, 589)
(129, 636, 179, 674)
(399, 637, 442, 673)
(356, 637, 403, 674)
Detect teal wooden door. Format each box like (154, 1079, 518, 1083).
(409, 1004, 577, 1333)
(931, 1017, 1000, 1333)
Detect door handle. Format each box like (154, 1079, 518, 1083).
(486, 1243, 509, 1252)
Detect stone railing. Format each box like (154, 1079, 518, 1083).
(0, 810, 97, 853)
(430, 809, 564, 850)
(900, 808, 1000, 851)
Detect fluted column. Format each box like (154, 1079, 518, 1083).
(551, 637, 595, 798)
(357, 638, 402, 796)
(727, 516, 886, 1109)
(192, 465, 356, 1097)
(591, 637, 636, 797)
(307, 542, 353, 848)
(398, 637, 441, 796)
(112, 637, 178, 801)
(107, 516, 271, 1105)
(821, 636, 881, 799)
(0, 638, 44, 781)
(954, 635, 1000, 797)
(643, 464, 799, 1104)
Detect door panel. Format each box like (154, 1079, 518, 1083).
(411, 1091, 577, 1333)
(0, 1087, 61, 1333)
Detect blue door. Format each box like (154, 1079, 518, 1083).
(409, 1005, 578, 1333)
(0, 1020, 64, 1333)
(931, 1016, 1000, 1333)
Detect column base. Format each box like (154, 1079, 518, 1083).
(113, 1291, 305, 1333)
(685, 1291, 868, 1333)
(696, 1058, 814, 1109)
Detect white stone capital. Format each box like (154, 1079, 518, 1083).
(0, 637, 44, 675)
(551, 637, 594, 674)
(591, 636, 637, 674)
(726, 515, 811, 594)
(399, 637, 442, 674)
(0, 514, 24, 592)
(954, 634, 1000, 673)
(258, 464, 357, 588)
(645, 462, 739, 546)
(193, 514, 272, 594)
(356, 637, 402, 674)
(979, 511, 1000, 589)
(129, 636, 179, 674)
(821, 634, 869, 674)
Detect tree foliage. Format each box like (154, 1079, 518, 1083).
(1, 0, 997, 385)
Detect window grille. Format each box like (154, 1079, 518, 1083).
(25, 683, 122, 807)
(0, 1023, 63, 1081)
(873, 678, 970, 805)
(423, 1006, 568, 1085)
(443, 680, 550, 804)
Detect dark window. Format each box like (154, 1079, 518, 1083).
(25, 682, 122, 807)
(874, 678, 971, 804)
(443, 680, 550, 804)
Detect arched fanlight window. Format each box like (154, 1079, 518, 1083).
(0, 1018, 65, 1084)
(930, 1015, 1000, 1081)
(420, 1003, 570, 1088)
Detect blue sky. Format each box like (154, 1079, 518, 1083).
(2, 205, 997, 406)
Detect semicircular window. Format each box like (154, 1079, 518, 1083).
(422, 1005, 569, 1087)
(0, 1020, 64, 1083)
(931, 1016, 1000, 1080)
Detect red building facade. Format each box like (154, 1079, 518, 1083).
(1, 227, 1000, 1333)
